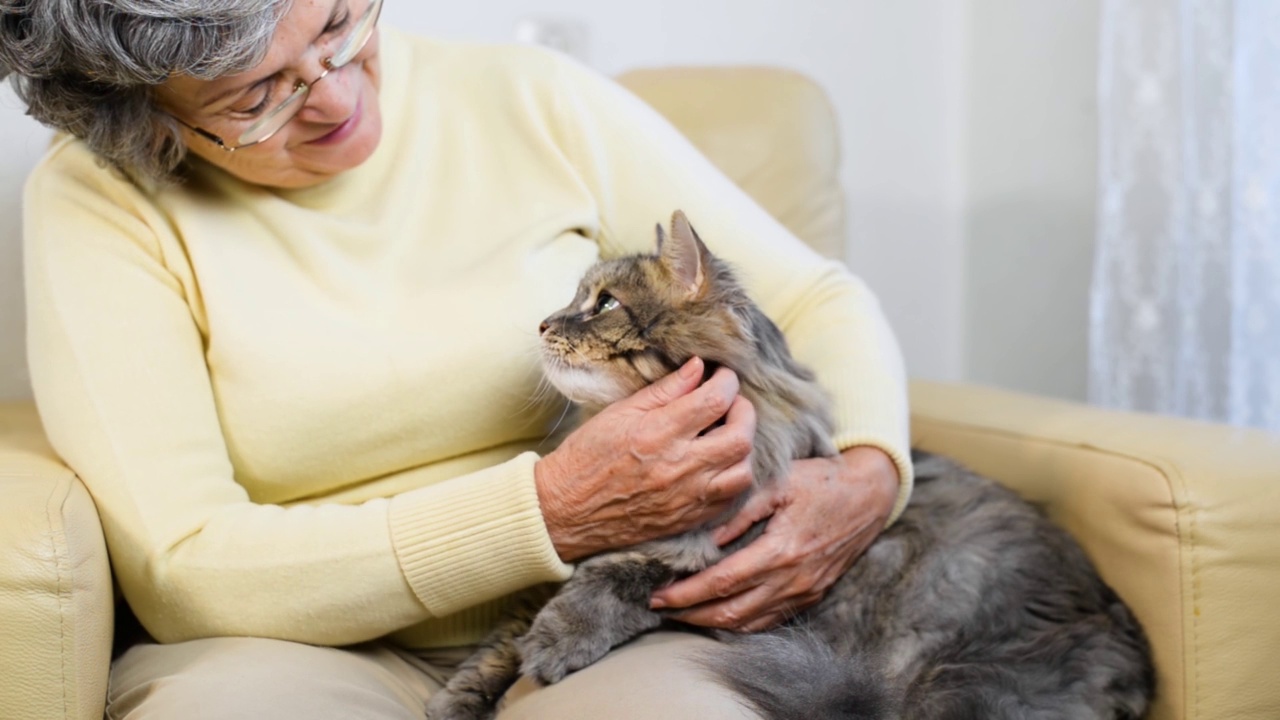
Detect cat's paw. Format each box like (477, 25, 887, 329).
(425, 687, 497, 720)
(517, 613, 614, 685)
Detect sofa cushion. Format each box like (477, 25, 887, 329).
(910, 379, 1280, 720)
(0, 402, 113, 720)
(618, 67, 846, 261)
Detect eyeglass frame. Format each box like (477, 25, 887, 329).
(173, 0, 384, 152)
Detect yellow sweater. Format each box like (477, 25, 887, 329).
(23, 28, 913, 649)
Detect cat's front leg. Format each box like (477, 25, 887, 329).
(426, 587, 553, 720)
(518, 550, 678, 685)
(426, 636, 519, 720)
(519, 534, 722, 685)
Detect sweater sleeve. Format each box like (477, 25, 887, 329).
(22, 148, 571, 646)
(549, 55, 914, 523)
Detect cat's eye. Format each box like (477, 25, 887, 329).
(594, 292, 620, 315)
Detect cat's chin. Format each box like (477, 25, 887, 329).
(543, 363, 633, 409)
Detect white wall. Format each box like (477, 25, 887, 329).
(0, 86, 52, 400)
(962, 0, 1100, 402)
(0, 0, 1099, 402)
(388, 0, 971, 385)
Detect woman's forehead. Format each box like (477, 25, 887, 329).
(165, 0, 346, 110)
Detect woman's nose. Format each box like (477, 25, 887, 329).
(300, 64, 359, 123)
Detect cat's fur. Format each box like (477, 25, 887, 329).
(426, 211, 1155, 720)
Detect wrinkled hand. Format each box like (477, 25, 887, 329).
(535, 357, 756, 562)
(649, 446, 899, 632)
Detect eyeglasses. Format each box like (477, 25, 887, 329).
(178, 0, 384, 151)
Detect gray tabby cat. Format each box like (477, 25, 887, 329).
(426, 211, 1155, 720)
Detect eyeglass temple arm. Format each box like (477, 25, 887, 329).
(171, 115, 233, 150)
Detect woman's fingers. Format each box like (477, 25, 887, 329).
(698, 392, 756, 450)
(659, 366, 741, 436)
(692, 394, 756, 497)
(631, 368, 755, 509)
(535, 359, 765, 559)
(651, 534, 773, 611)
(671, 585, 809, 633)
(710, 480, 779, 546)
(622, 356, 705, 413)
(650, 453, 898, 631)
(654, 540, 822, 631)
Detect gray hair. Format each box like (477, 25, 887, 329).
(0, 0, 291, 183)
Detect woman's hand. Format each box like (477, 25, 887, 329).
(535, 357, 757, 562)
(648, 445, 899, 632)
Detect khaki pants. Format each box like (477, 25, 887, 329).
(106, 631, 761, 719)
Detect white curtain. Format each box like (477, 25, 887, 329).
(1091, 0, 1280, 431)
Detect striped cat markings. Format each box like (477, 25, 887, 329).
(427, 211, 1154, 720)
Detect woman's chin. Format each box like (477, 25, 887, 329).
(294, 104, 383, 181)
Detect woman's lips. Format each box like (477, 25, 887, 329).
(307, 96, 364, 146)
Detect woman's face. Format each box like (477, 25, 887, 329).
(159, 0, 383, 189)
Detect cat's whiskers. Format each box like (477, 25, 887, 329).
(509, 344, 564, 419)
(567, 343, 596, 370)
(510, 377, 556, 419)
(527, 351, 577, 445)
(538, 396, 574, 450)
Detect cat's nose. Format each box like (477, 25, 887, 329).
(539, 320, 550, 335)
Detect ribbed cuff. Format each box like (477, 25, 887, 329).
(390, 599, 513, 649)
(827, 378, 914, 528)
(834, 434, 914, 527)
(388, 452, 573, 618)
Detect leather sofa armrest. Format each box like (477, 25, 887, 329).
(909, 380, 1280, 720)
(0, 402, 113, 720)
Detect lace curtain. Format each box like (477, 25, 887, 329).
(1090, 0, 1280, 430)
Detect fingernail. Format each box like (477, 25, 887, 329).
(679, 357, 701, 379)
(650, 596, 667, 609)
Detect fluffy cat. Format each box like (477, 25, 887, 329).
(426, 211, 1154, 720)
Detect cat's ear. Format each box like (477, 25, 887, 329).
(661, 210, 711, 297)
(654, 222, 667, 251)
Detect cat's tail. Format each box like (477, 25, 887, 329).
(699, 628, 891, 720)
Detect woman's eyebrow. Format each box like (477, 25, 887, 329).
(196, 0, 346, 111)
(200, 77, 269, 111)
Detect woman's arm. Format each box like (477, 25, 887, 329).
(549, 54, 913, 511)
(23, 149, 577, 645)
(546, 53, 914, 629)
(650, 446, 898, 631)
(535, 359, 756, 562)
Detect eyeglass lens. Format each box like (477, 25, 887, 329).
(235, 0, 383, 147)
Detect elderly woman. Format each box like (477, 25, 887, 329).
(2, 0, 913, 717)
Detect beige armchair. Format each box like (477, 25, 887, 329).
(3, 65, 1278, 720)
